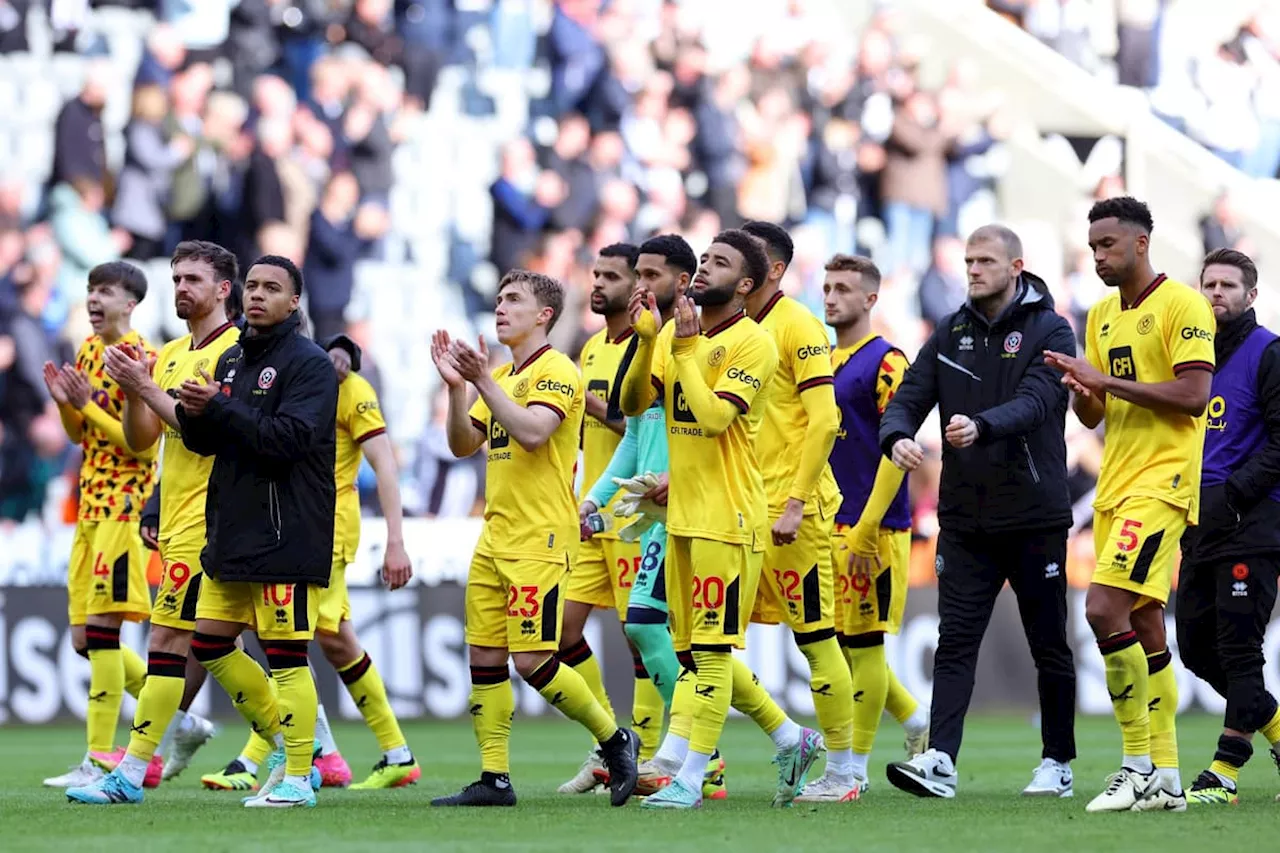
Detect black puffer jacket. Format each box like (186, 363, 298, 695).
(880, 272, 1076, 534)
(176, 311, 338, 586)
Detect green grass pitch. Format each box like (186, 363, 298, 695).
(2, 715, 1275, 852)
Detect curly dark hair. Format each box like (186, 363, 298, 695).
(1088, 196, 1154, 233)
(637, 234, 697, 276)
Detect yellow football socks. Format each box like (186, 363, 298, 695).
(122, 645, 147, 698)
(469, 665, 515, 774)
(849, 642, 890, 754)
(800, 636, 853, 752)
(84, 625, 126, 755)
(126, 651, 186, 761)
(266, 644, 319, 777)
(729, 655, 788, 736)
(666, 656, 696, 740)
(688, 651, 732, 754)
(1209, 758, 1240, 784)
(631, 656, 665, 760)
(191, 633, 281, 745)
(560, 638, 616, 724)
(527, 657, 618, 743)
(337, 652, 407, 752)
(885, 666, 920, 724)
(1099, 630, 1150, 758)
(1260, 704, 1280, 744)
(1146, 648, 1178, 771)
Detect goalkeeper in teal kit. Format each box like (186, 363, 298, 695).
(576, 235, 727, 798)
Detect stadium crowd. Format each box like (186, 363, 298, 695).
(0, 0, 1124, 540)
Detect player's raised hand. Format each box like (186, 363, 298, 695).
(1044, 350, 1106, 395)
(177, 368, 219, 416)
(891, 437, 925, 472)
(431, 330, 465, 388)
(628, 287, 661, 340)
(944, 414, 979, 449)
(672, 294, 699, 339)
(42, 361, 70, 405)
(60, 365, 91, 409)
(449, 339, 487, 383)
(382, 539, 413, 590)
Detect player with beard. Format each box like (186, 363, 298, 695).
(68, 241, 240, 804)
(559, 244, 665, 793)
(619, 231, 822, 809)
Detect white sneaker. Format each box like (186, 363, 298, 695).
(44, 759, 104, 788)
(795, 772, 867, 803)
(162, 715, 218, 781)
(1131, 776, 1186, 812)
(904, 718, 929, 759)
(1085, 766, 1157, 813)
(1023, 758, 1073, 798)
(557, 749, 604, 794)
(242, 748, 286, 805)
(886, 748, 957, 798)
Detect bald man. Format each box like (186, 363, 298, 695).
(877, 225, 1080, 799)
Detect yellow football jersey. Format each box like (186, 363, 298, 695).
(1085, 275, 1216, 520)
(752, 292, 842, 516)
(333, 372, 386, 561)
(470, 345, 585, 564)
(75, 331, 159, 522)
(650, 312, 779, 544)
(578, 326, 639, 538)
(153, 322, 241, 539)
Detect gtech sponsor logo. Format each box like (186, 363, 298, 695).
(355, 401, 380, 414)
(726, 367, 761, 390)
(796, 344, 829, 360)
(1180, 326, 1212, 341)
(535, 378, 575, 397)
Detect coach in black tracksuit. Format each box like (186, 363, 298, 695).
(878, 226, 1077, 797)
(1178, 250, 1280, 790)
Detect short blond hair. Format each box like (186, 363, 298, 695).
(499, 269, 565, 330)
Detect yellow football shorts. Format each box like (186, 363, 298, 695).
(152, 534, 206, 631)
(465, 552, 569, 652)
(752, 511, 836, 635)
(565, 535, 641, 614)
(1092, 496, 1187, 608)
(832, 524, 911, 637)
(195, 575, 321, 641)
(317, 548, 352, 635)
(67, 519, 151, 625)
(667, 534, 764, 652)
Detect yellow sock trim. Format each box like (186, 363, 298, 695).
(688, 651, 732, 755)
(800, 636, 853, 751)
(531, 659, 618, 743)
(1101, 634, 1150, 756)
(122, 646, 146, 698)
(729, 656, 787, 736)
(86, 647, 125, 754)
(126, 675, 184, 762)
(273, 666, 318, 777)
(850, 644, 889, 754)
(884, 665, 920, 725)
(1260, 704, 1280, 744)
(632, 675, 665, 760)
(470, 674, 514, 774)
(338, 653, 406, 752)
(1147, 651, 1178, 769)
(1209, 759, 1240, 784)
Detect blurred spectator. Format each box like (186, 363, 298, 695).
(134, 23, 187, 88)
(1200, 191, 1248, 256)
(918, 235, 967, 329)
(49, 178, 130, 330)
(113, 85, 195, 260)
(49, 61, 111, 192)
(1115, 0, 1162, 89)
(882, 91, 953, 277)
(489, 137, 565, 275)
(304, 172, 388, 340)
(0, 1, 29, 54)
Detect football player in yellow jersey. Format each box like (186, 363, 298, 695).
(813, 253, 929, 799)
(1047, 197, 1215, 813)
(430, 269, 639, 808)
(560, 243, 665, 792)
(740, 221, 855, 801)
(618, 230, 822, 810)
(64, 241, 240, 804)
(40, 261, 157, 790)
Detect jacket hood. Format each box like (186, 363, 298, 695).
(962, 270, 1056, 327)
